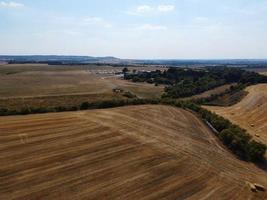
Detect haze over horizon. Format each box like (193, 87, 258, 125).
(1, 0, 267, 59)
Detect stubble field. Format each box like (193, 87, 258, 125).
(0, 64, 164, 110)
(0, 105, 266, 200)
(204, 84, 267, 145)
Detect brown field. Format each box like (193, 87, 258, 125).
(182, 84, 235, 101)
(244, 68, 267, 76)
(0, 105, 266, 200)
(0, 64, 164, 98)
(0, 64, 164, 110)
(204, 84, 267, 144)
(0, 93, 125, 110)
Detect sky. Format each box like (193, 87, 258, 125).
(0, 0, 267, 59)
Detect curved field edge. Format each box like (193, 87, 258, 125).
(204, 84, 267, 145)
(0, 83, 237, 115)
(182, 84, 236, 101)
(0, 105, 266, 200)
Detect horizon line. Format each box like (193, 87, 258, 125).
(0, 55, 267, 61)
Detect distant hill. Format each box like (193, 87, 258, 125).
(0, 55, 267, 67)
(0, 55, 121, 64)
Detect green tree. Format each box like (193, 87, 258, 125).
(248, 141, 267, 161)
(122, 67, 129, 74)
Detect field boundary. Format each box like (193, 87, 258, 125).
(1, 97, 266, 164)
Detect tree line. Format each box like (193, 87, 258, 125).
(193, 84, 247, 106)
(1, 97, 265, 163)
(180, 101, 266, 162)
(0, 99, 160, 116)
(124, 67, 267, 98)
(1, 66, 266, 163)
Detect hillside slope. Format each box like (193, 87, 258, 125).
(0, 105, 266, 199)
(205, 84, 267, 144)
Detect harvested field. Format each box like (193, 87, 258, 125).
(204, 84, 267, 144)
(0, 64, 163, 98)
(104, 76, 164, 99)
(0, 64, 164, 110)
(0, 105, 266, 200)
(0, 70, 113, 97)
(244, 68, 267, 76)
(182, 84, 236, 101)
(0, 93, 124, 110)
(205, 89, 248, 107)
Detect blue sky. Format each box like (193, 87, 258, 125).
(0, 0, 267, 59)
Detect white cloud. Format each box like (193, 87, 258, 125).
(138, 24, 167, 31)
(0, 1, 24, 8)
(83, 17, 103, 23)
(224, 4, 267, 16)
(236, 9, 256, 15)
(157, 5, 175, 12)
(136, 5, 153, 13)
(82, 17, 112, 28)
(126, 5, 153, 16)
(127, 4, 175, 15)
(195, 17, 208, 21)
